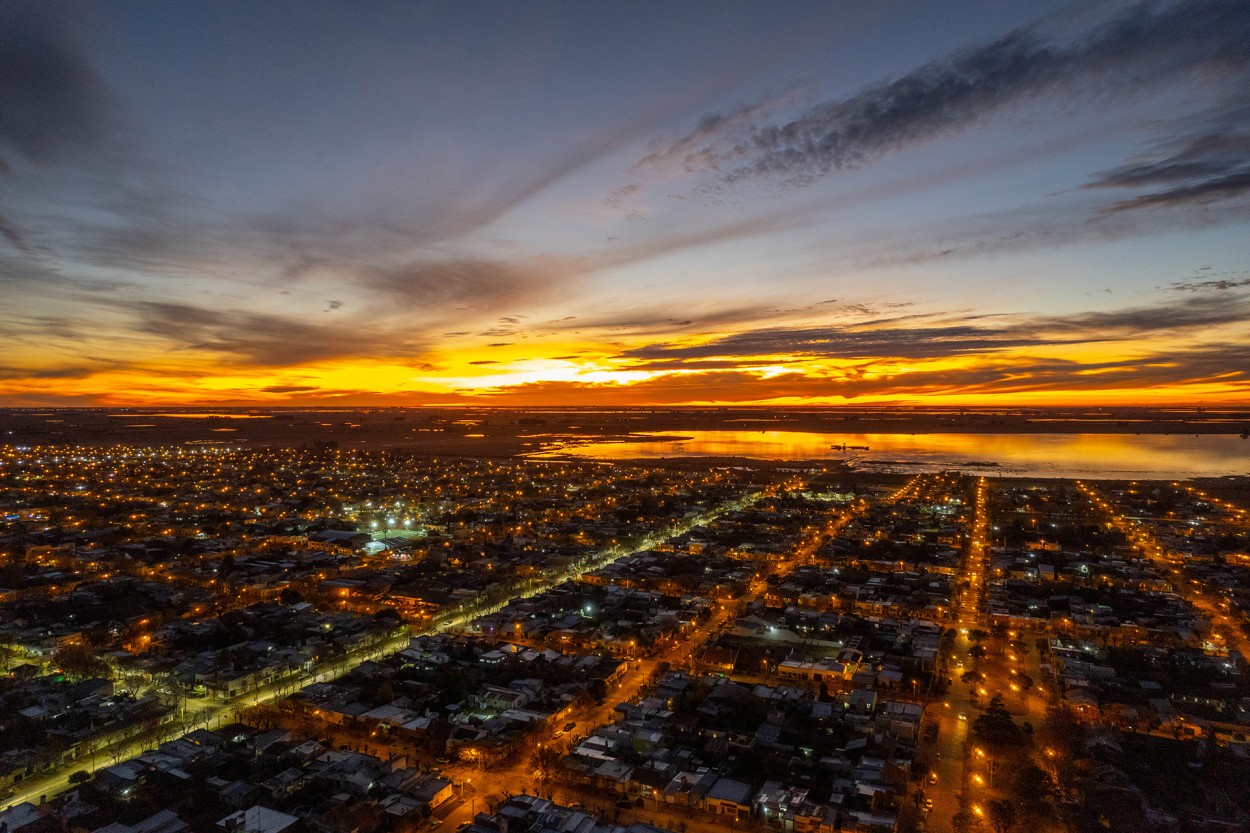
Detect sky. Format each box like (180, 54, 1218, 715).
(1, 0, 1249, 408)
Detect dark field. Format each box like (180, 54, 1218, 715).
(4, 406, 1249, 457)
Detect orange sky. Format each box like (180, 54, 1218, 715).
(2, 2, 1248, 408)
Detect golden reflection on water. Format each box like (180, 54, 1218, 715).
(540, 431, 1250, 478)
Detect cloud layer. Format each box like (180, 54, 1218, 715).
(0, 2, 1248, 407)
(641, 1, 1250, 191)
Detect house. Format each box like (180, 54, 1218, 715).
(216, 805, 300, 833)
(704, 777, 753, 820)
(93, 809, 190, 833)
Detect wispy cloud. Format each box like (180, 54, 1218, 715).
(258, 384, 320, 394)
(1086, 101, 1250, 212)
(0, 212, 29, 253)
(354, 256, 571, 318)
(107, 300, 421, 367)
(619, 293, 1250, 365)
(638, 1, 1250, 191)
(479, 342, 1250, 406)
(1168, 276, 1250, 293)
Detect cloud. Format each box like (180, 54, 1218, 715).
(619, 293, 1250, 365)
(258, 385, 320, 394)
(0, 363, 98, 381)
(1033, 293, 1250, 335)
(1085, 104, 1250, 212)
(0, 212, 28, 253)
(0, 3, 117, 170)
(1168, 276, 1250, 293)
(638, 0, 1250, 190)
(359, 256, 570, 317)
(111, 300, 420, 367)
(477, 342, 1250, 406)
(622, 322, 1058, 364)
(1104, 171, 1250, 212)
(632, 91, 804, 175)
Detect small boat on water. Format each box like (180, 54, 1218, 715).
(831, 443, 870, 451)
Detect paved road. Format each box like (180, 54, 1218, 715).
(923, 477, 990, 833)
(1079, 481, 1250, 660)
(429, 493, 868, 833)
(2, 491, 766, 812)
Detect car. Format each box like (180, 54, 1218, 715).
(928, 772, 938, 785)
(553, 730, 565, 738)
(958, 712, 968, 721)
(430, 821, 443, 829)
(563, 722, 577, 732)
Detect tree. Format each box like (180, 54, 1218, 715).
(951, 808, 985, 833)
(0, 642, 23, 673)
(986, 799, 1016, 833)
(279, 587, 304, 605)
(53, 642, 110, 682)
(1010, 763, 1051, 798)
(911, 788, 926, 808)
(529, 745, 565, 788)
(237, 703, 282, 730)
(973, 696, 1023, 748)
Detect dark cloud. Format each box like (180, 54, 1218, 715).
(1105, 171, 1250, 212)
(1168, 276, 1250, 293)
(0, 363, 97, 381)
(634, 92, 802, 176)
(111, 300, 418, 367)
(1089, 135, 1250, 190)
(1033, 293, 1250, 334)
(622, 322, 1061, 364)
(322, 255, 571, 321)
(834, 184, 1250, 269)
(480, 343, 1250, 405)
(0, 3, 116, 170)
(639, 1, 1250, 190)
(258, 385, 320, 394)
(620, 293, 1250, 365)
(1086, 107, 1250, 212)
(619, 358, 803, 372)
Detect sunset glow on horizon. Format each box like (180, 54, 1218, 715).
(2, 1, 1249, 408)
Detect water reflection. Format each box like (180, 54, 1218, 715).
(535, 431, 1250, 479)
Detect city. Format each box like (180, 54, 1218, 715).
(1, 438, 1248, 833)
(3, 0, 1250, 831)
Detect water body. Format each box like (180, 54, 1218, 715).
(537, 430, 1250, 479)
